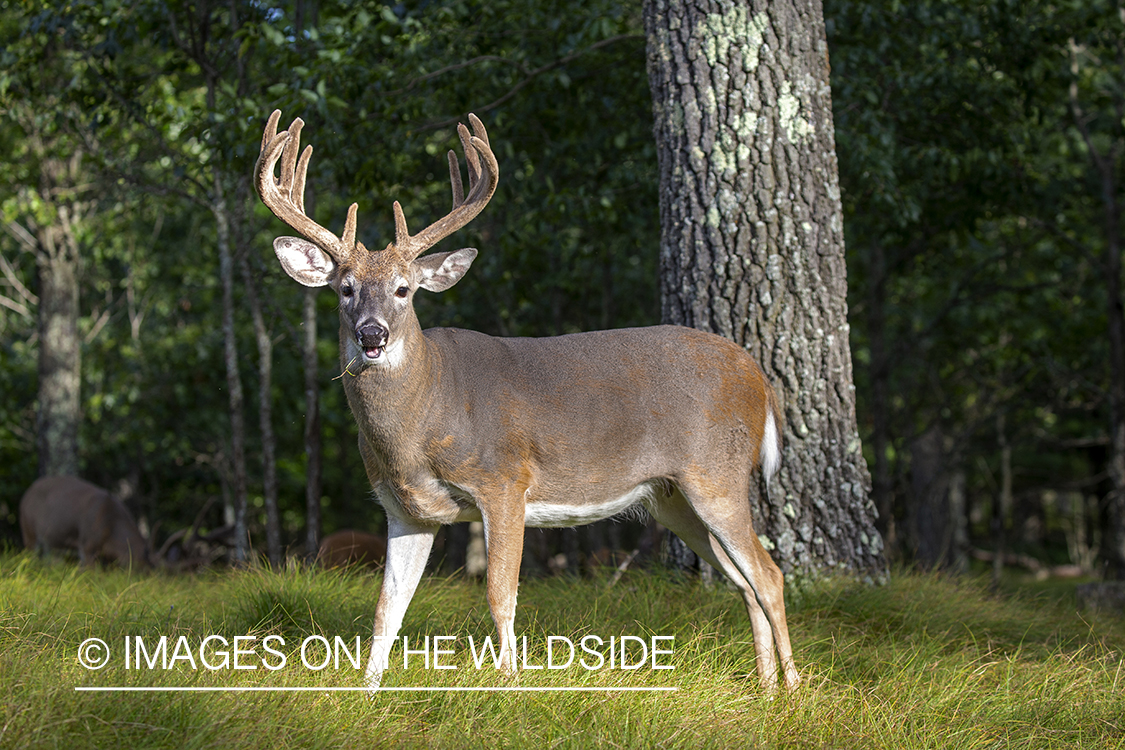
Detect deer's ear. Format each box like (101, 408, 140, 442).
(274, 237, 336, 287)
(415, 248, 477, 292)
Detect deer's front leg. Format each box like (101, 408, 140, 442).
(365, 514, 436, 691)
(482, 505, 526, 677)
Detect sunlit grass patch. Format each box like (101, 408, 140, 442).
(2, 554, 1123, 748)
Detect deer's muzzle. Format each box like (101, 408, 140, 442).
(357, 323, 389, 359)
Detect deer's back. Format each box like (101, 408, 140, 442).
(421, 325, 775, 501)
(427, 324, 771, 422)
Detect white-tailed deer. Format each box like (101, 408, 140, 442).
(255, 111, 800, 693)
(20, 476, 151, 570)
(318, 529, 387, 570)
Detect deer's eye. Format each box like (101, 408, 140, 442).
(395, 286, 409, 298)
(340, 284, 354, 297)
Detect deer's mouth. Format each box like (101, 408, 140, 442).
(364, 345, 384, 360)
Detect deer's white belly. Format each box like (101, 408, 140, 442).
(523, 481, 658, 528)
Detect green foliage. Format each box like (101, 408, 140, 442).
(828, 0, 1124, 559)
(0, 0, 657, 550)
(292, 0, 658, 336)
(0, 0, 1120, 570)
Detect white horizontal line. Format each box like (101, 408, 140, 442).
(75, 686, 677, 693)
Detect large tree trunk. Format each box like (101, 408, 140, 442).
(644, 0, 884, 576)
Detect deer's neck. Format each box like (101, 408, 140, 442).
(339, 317, 441, 467)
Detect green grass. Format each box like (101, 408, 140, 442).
(2, 553, 1123, 748)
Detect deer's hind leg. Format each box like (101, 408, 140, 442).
(651, 480, 799, 693)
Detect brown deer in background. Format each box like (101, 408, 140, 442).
(20, 476, 151, 570)
(255, 111, 799, 693)
(317, 529, 387, 570)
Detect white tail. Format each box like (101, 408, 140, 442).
(760, 403, 782, 482)
(255, 111, 799, 693)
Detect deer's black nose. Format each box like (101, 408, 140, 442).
(357, 324, 389, 348)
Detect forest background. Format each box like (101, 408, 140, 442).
(0, 0, 1121, 578)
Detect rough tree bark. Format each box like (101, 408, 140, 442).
(644, 0, 885, 576)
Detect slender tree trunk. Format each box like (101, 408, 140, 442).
(948, 469, 968, 574)
(240, 252, 281, 568)
(644, 0, 885, 575)
(301, 189, 323, 560)
(867, 240, 895, 554)
(1104, 211, 1125, 579)
(1099, 150, 1125, 579)
(36, 211, 81, 478)
(303, 286, 323, 559)
(908, 425, 947, 570)
(212, 172, 250, 565)
(992, 414, 1012, 589)
(444, 522, 468, 574)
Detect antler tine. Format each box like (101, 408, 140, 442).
(254, 112, 353, 264)
(468, 113, 489, 147)
(466, 135, 496, 201)
(278, 118, 304, 197)
(261, 110, 282, 154)
(393, 201, 410, 247)
(457, 122, 482, 189)
(342, 203, 358, 250)
(395, 114, 499, 261)
(293, 145, 313, 214)
(448, 150, 465, 209)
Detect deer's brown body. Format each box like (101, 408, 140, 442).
(20, 476, 150, 569)
(318, 529, 387, 569)
(255, 110, 799, 693)
(346, 325, 775, 529)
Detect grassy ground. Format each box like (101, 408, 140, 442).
(1, 553, 1123, 748)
